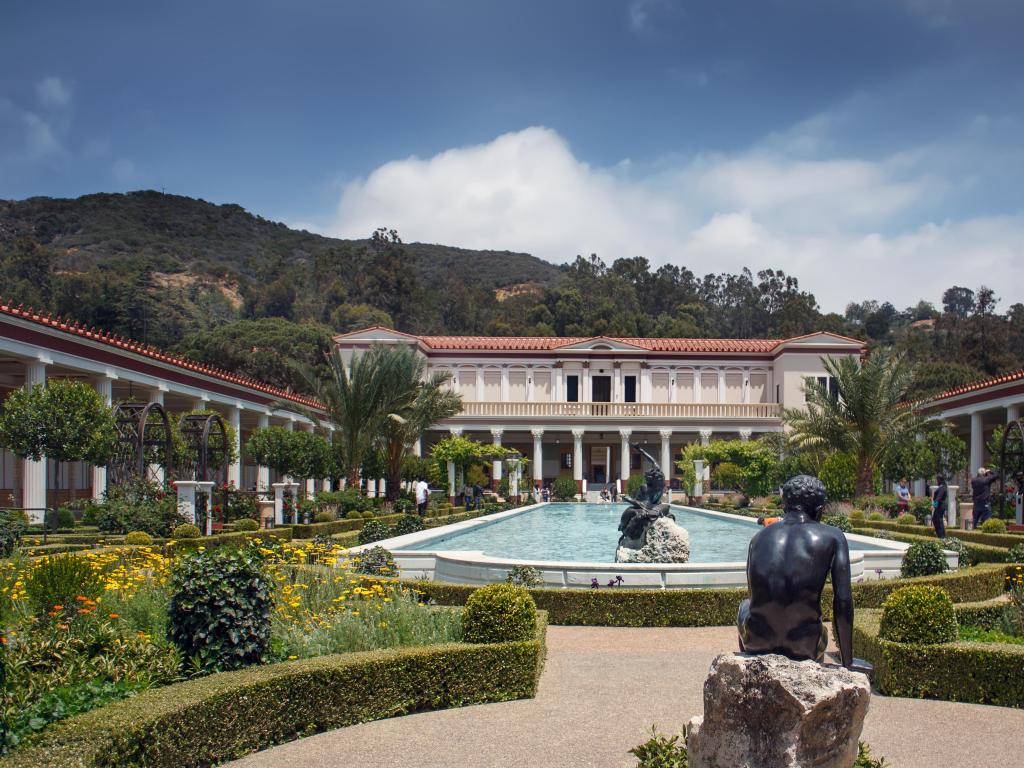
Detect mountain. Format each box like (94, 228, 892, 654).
(0, 191, 565, 347)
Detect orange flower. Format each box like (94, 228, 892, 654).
(108, 613, 119, 619)
(52, 604, 64, 611)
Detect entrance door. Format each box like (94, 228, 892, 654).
(593, 464, 606, 484)
(592, 375, 611, 402)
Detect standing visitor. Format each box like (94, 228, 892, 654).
(895, 477, 912, 514)
(931, 475, 948, 539)
(472, 481, 483, 510)
(415, 477, 429, 516)
(971, 467, 1001, 528)
(462, 483, 473, 509)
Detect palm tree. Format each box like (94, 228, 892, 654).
(378, 354, 462, 501)
(783, 350, 922, 496)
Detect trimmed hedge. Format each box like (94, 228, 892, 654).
(0, 613, 547, 768)
(166, 528, 293, 552)
(287, 513, 405, 539)
(859, 520, 1023, 549)
(853, 609, 1024, 708)
(955, 598, 1010, 631)
(852, 527, 1008, 564)
(408, 564, 1008, 626)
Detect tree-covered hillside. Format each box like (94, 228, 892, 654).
(1, 190, 1022, 400)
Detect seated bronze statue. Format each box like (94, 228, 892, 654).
(617, 444, 674, 547)
(737, 475, 856, 670)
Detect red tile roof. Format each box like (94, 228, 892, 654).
(0, 301, 323, 410)
(417, 335, 818, 353)
(925, 367, 1024, 405)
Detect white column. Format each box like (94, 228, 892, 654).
(970, 411, 985, 473)
(500, 366, 510, 402)
(738, 429, 752, 442)
(694, 369, 703, 403)
(531, 428, 544, 488)
(22, 360, 47, 520)
(91, 375, 113, 502)
(614, 365, 623, 403)
(475, 365, 484, 402)
(526, 367, 535, 402)
(413, 437, 422, 457)
(192, 397, 208, 411)
(1008, 404, 1021, 423)
(302, 422, 316, 498)
(700, 429, 713, 446)
(555, 366, 564, 401)
(619, 428, 631, 484)
(582, 366, 591, 403)
(228, 405, 242, 488)
(490, 428, 504, 485)
(256, 413, 270, 491)
(717, 369, 726, 404)
(447, 460, 457, 503)
(605, 445, 611, 486)
(641, 366, 652, 403)
(285, 419, 295, 432)
(572, 428, 585, 490)
(659, 429, 672, 488)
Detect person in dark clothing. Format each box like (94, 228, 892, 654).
(971, 468, 1000, 528)
(931, 475, 948, 539)
(472, 482, 483, 510)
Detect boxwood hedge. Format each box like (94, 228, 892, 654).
(851, 527, 1008, 564)
(853, 609, 1024, 708)
(0, 613, 547, 768)
(407, 564, 1008, 627)
(859, 520, 1023, 549)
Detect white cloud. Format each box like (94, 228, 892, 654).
(22, 111, 62, 157)
(324, 125, 1024, 312)
(35, 76, 71, 109)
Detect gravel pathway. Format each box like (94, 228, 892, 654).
(226, 625, 1023, 768)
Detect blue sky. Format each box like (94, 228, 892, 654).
(2, 0, 1023, 310)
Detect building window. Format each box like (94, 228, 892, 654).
(806, 376, 839, 401)
(566, 375, 579, 402)
(561, 452, 573, 469)
(592, 375, 611, 402)
(624, 375, 637, 403)
(630, 451, 641, 470)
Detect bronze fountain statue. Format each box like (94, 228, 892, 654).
(737, 474, 868, 672)
(616, 444, 675, 549)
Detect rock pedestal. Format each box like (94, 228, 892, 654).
(686, 653, 870, 768)
(615, 516, 690, 563)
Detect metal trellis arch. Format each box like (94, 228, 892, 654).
(998, 418, 1024, 522)
(108, 402, 174, 487)
(177, 412, 229, 483)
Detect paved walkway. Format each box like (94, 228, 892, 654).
(228, 626, 1022, 768)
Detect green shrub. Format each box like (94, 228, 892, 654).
(551, 476, 578, 502)
(172, 523, 202, 540)
(393, 515, 424, 536)
(46, 507, 77, 531)
(895, 512, 917, 527)
(232, 518, 260, 532)
(0, 624, 545, 768)
(95, 480, 187, 537)
(506, 564, 542, 588)
(462, 584, 537, 644)
(24, 554, 105, 620)
(168, 546, 272, 673)
(866, 529, 896, 540)
(360, 510, 376, 519)
(0, 509, 26, 557)
(344, 510, 362, 521)
(353, 546, 397, 576)
(900, 540, 949, 578)
(820, 452, 858, 501)
(1007, 543, 1024, 564)
(867, 511, 886, 522)
(124, 531, 153, 546)
(1001, 586, 1024, 637)
(627, 474, 646, 497)
(941, 537, 971, 569)
(821, 512, 852, 532)
(313, 511, 335, 524)
(879, 585, 957, 644)
(357, 520, 391, 545)
(629, 727, 688, 767)
(854, 743, 889, 768)
(979, 518, 1007, 534)
(849, 509, 866, 522)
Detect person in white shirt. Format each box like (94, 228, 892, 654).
(415, 478, 429, 516)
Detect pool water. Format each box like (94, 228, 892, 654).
(405, 503, 880, 564)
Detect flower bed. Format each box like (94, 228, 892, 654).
(853, 608, 1024, 708)
(0, 613, 547, 768)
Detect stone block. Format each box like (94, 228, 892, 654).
(686, 653, 870, 768)
(615, 516, 690, 563)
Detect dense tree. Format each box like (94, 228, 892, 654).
(783, 350, 923, 495)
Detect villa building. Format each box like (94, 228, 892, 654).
(334, 327, 866, 492)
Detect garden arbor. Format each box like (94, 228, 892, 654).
(997, 418, 1024, 523)
(109, 402, 174, 487)
(430, 434, 519, 503)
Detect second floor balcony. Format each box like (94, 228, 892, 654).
(455, 401, 782, 420)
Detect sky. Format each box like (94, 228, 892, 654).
(2, 0, 1023, 313)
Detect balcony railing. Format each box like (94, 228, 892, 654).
(457, 401, 781, 419)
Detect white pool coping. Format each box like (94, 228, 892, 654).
(351, 502, 954, 590)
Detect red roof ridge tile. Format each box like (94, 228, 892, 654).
(0, 298, 323, 411)
(923, 367, 1024, 405)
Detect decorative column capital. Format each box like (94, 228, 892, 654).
(531, 427, 545, 438)
(449, 427, 463, 436)
(699, 429, 713, 445)
(572, 428, 586, 439)
(619, 428, 632, 439)
(739, 428, 753, 441)
(490, 427, 504, 437)
(659, 429, 673, 440)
